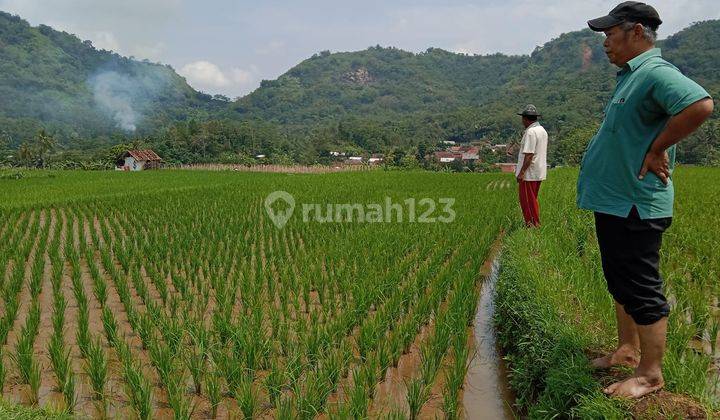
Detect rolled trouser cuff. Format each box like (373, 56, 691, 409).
(625, 303, 670, 325)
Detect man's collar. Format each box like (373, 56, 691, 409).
(625, 48, 662, 72)
(527, 122, 540, 129)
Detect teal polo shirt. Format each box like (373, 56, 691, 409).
(577, 48, 710, 219)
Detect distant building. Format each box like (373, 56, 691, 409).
(344, 157, 365, 166)
(368, 154, 384, 164)
(496, 163, 517, 173)
(433, 151, 464, 163)
(116, 149, 162, 171)
(434, 145, 480, 163)
(460, 146, 480, 161)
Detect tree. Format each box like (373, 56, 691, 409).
(549, 124, 598, 166)
(34, 129, 56, 168)
(17, 142, 34, 167)
(416, 143, 428, 165)
(0, 133, 10, 165)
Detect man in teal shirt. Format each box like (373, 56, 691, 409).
(578, 2, 713, 398)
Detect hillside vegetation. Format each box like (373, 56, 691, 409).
(0, 11, 718, 165)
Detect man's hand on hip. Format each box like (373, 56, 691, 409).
(638, 150, 670, 185)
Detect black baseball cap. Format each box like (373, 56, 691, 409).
(588, 1, 662, 32)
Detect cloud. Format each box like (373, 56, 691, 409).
(179, 61, 258, 96)
(128, 42, 166, 61)
(180, 61, 229, 88)
(231, 68, 254, 85)
(90, 31, 121, 52)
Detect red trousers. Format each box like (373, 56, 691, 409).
(519, 180, 542, 227)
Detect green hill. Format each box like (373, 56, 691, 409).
(233, 21, 718, 147)
(0, 10, 717, 165)
(0, 11, 225, 148)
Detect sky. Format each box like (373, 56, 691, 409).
(0, 0, 717, 98)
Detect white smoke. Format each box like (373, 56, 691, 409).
(89, 72, 138, 131)
(88, 67, 171, 132)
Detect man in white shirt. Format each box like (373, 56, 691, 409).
(515, 104, 548, 227)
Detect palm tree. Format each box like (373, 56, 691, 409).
(17, 143, 34, 167)
(36, 130, 56, 167)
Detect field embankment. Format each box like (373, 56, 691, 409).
(494, 168, 720, 418)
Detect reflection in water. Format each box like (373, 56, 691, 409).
(463, 256, 516, 420)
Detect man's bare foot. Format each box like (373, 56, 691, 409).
(603, 375, 664, 398)
(591, 344, 640, 369)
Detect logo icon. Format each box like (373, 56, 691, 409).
(264, 191, 295, 229)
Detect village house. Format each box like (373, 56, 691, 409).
(496, 163, 518, 173)
(116, 149, 162, 171)
(433, 151, 464, 163)
(344, 156, 365, 165)
(368, 154, 384, 164)
(434, 144, 481, 163)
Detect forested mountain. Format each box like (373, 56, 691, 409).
(231, 21, 719, 155)
(0, 10, 717, 166)
(0, 11, 225, 148)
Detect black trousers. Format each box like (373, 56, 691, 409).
(594, 207, 672, 325)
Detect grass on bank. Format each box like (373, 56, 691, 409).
(494, 167, 719, 418)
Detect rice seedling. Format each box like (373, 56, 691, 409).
(48, 334, 71, 392)
(276, 394, 295, 420)
(0, 351, 5, 396)
(63, 370, 77, 413)
(184, 345, 205, 395)
(27, 359, 41, 405)
(346, 374, 369, 420)
(83, 337, 107, 400)
(101, 306, 118, 348)
(123, 359, 153, 420)
(148, 341, 175, 386)
(405, 377, 430, 420)
(204, 368, 223, 419)
(167, 370, 195, 420)
(234, 377, 259, 420)
(76, 312, 91, 358)
(295, 368, 333, 418)
(265, 357, 284, 407)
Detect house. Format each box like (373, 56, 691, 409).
(344, 157, 365, 166)
(460, 146, 480, 161)
(435, 145, 480, 163)
(368, 154, 384, 164)
(116, 149, 162, 171)
(491, 144, 508, 152)
(433, 151, 464, 163)
(496, 163, 517, 173)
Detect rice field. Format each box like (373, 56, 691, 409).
(0, 170, 518, 418)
